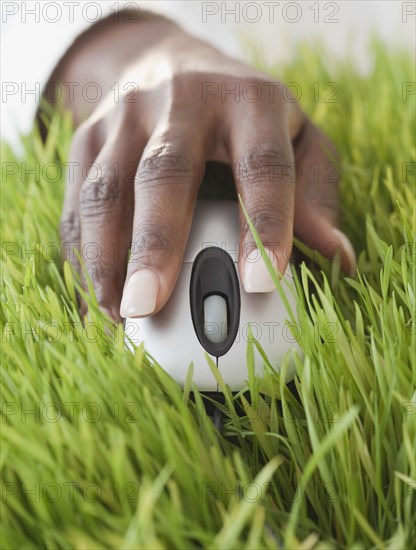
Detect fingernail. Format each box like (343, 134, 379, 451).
(332, 228, 356, 276)
(243, 247, 279, 293)
(120, 270, 160, 318)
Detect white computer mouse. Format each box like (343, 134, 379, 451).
(125, 200, 300, 391)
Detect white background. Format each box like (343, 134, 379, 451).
(1, 1, 415, 151)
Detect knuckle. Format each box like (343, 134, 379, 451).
(130, 222, 178, 260)
(169, 73, 192, 103)
(243, 77, 272, 103)
(238, 144, 293, 185)
(79, 170, 120, 219)
(121, 83, 141, 105)
(136, 144, 194, 189)
(238, 77, 285, 108)
(114, 86, 141, 123)
(71, 120, 101, 152)
(169, 71, 211, 109)
(116, 98, 141, 133)
(241, 204, 288, 240)
(60, 210, 79, 242)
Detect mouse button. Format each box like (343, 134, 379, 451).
(183, 201, 239, 264)
(203, 294, 228, 344)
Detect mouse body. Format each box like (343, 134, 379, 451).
(125, 200, 300, 391)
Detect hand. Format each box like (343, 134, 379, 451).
(59, 17, 356, 322)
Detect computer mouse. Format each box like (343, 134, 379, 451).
(124, 200, 300, 391)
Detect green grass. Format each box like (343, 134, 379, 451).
(1, 41, 415, 548)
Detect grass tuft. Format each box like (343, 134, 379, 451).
(1, 40, 415, 548)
